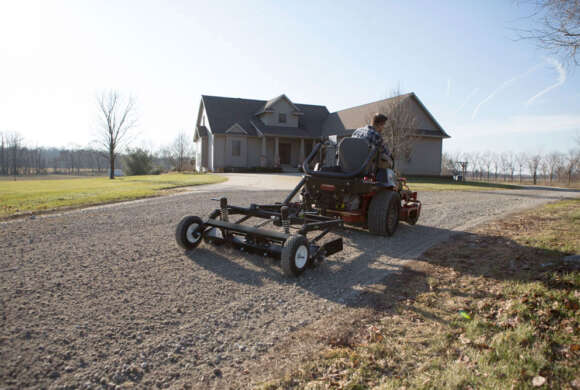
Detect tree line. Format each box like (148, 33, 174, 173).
(442, 148, 580, 185)
(0, 130, 195, 177)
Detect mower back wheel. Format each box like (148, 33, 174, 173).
(281, 235, 310, 277)
(176, 216, 204, 250)
(368, 190, 400, 236)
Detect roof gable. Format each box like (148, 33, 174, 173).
(256, 94, 303, 116)
(201, 95, 328, 138)
(225, 123, 248, 134)
(322, 93, 449, 138)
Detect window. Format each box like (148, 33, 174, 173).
(278, 113, 287, 123)
(232, 140, 241, 157)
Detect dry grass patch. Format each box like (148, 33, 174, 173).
(259, 200, 580, 389)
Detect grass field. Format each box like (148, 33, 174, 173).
(262, 199, 580, 389)
(0, 173, 227, 219)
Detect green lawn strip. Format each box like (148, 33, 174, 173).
(0, 173, 227, 218)
(260, 200, 579, 389)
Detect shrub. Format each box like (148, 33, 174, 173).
(125, 148, 153, 175)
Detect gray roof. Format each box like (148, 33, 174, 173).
(201, 95, 329, 138)
(322, 93, 450, 138)
(200, 93, 449, 139)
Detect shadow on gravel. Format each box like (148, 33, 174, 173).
(336, 228, 578, 321)
(185, 247, 274, 287)
(183, 220, 576, 321)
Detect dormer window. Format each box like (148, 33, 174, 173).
(278, 113, 286, 123)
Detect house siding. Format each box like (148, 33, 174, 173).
(396, 137, 442, 175)
(224, 135, 248, 167)
(259, 99, 299, 127)
(247, 138, 261, 167)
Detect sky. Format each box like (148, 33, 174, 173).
(1, 0, 579, 155)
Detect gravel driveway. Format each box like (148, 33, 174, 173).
(1, 183, 578, 389)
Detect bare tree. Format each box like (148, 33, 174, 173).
(491, 152, 501, 181)
(564, 149, 579, 184)
(517, 0, 580, 65)
(480, 151, 493, 181)
(441, 152, 456, 175)
(540, 158, 550, 184)
(6, 132, 24, 177)
(0, 132, 6, 175)
(546, 151, 563, 184)
(515, 152, 528, 182)
(376, 89, 418, 171)
(171, 131, 193, 172)
(470, 152, 482, 180)
(528, 153, 542, 185)
(95, 90, 137, 179)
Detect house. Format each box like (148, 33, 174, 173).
(193, 93, 450, 175)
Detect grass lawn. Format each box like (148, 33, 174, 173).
(406, 177, 523, 192)
(261, 199, 579, 389)
(0, 173, 227, 219)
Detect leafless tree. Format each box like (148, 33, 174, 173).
(540, 158, 550, 183)
(546, 151, 563, 184)
(528, 153, 542, 185)
(95, 90, 137, 179)
(490, 152, 501, 181)
(441, 152, 456, 175)
(0, 132, 6, 175)
(500, 152, 514, 181)
(517, 0, 580, 65)
(564, 149, 579, 184)
(376, 89, 419, 171)
(171, 131, 193, 172)
(6, 132, 24, 177)
(470, 152, 482, 180)
(515, 152, 528, 182)
(480, 151, 493, 181)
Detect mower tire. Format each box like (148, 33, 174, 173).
(368, 190, 400, 236)
(175, 215, 204, 250)
(281, 235, 310, 277)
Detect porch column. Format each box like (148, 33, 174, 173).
(274, 137, 280, 167)
(261, 136, 267, 167)
(299, 138, 305, 163)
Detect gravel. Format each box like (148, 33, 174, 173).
(0, 186, 578, 389)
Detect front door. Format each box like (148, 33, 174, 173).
(279, 143, 291, 165)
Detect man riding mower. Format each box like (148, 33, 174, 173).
(175, 113, 421, 276)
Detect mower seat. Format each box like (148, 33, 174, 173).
(338, 138, 374, 176)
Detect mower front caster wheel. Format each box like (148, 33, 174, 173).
(281, 235, 310, 277)
(175, 216, 204, 250)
